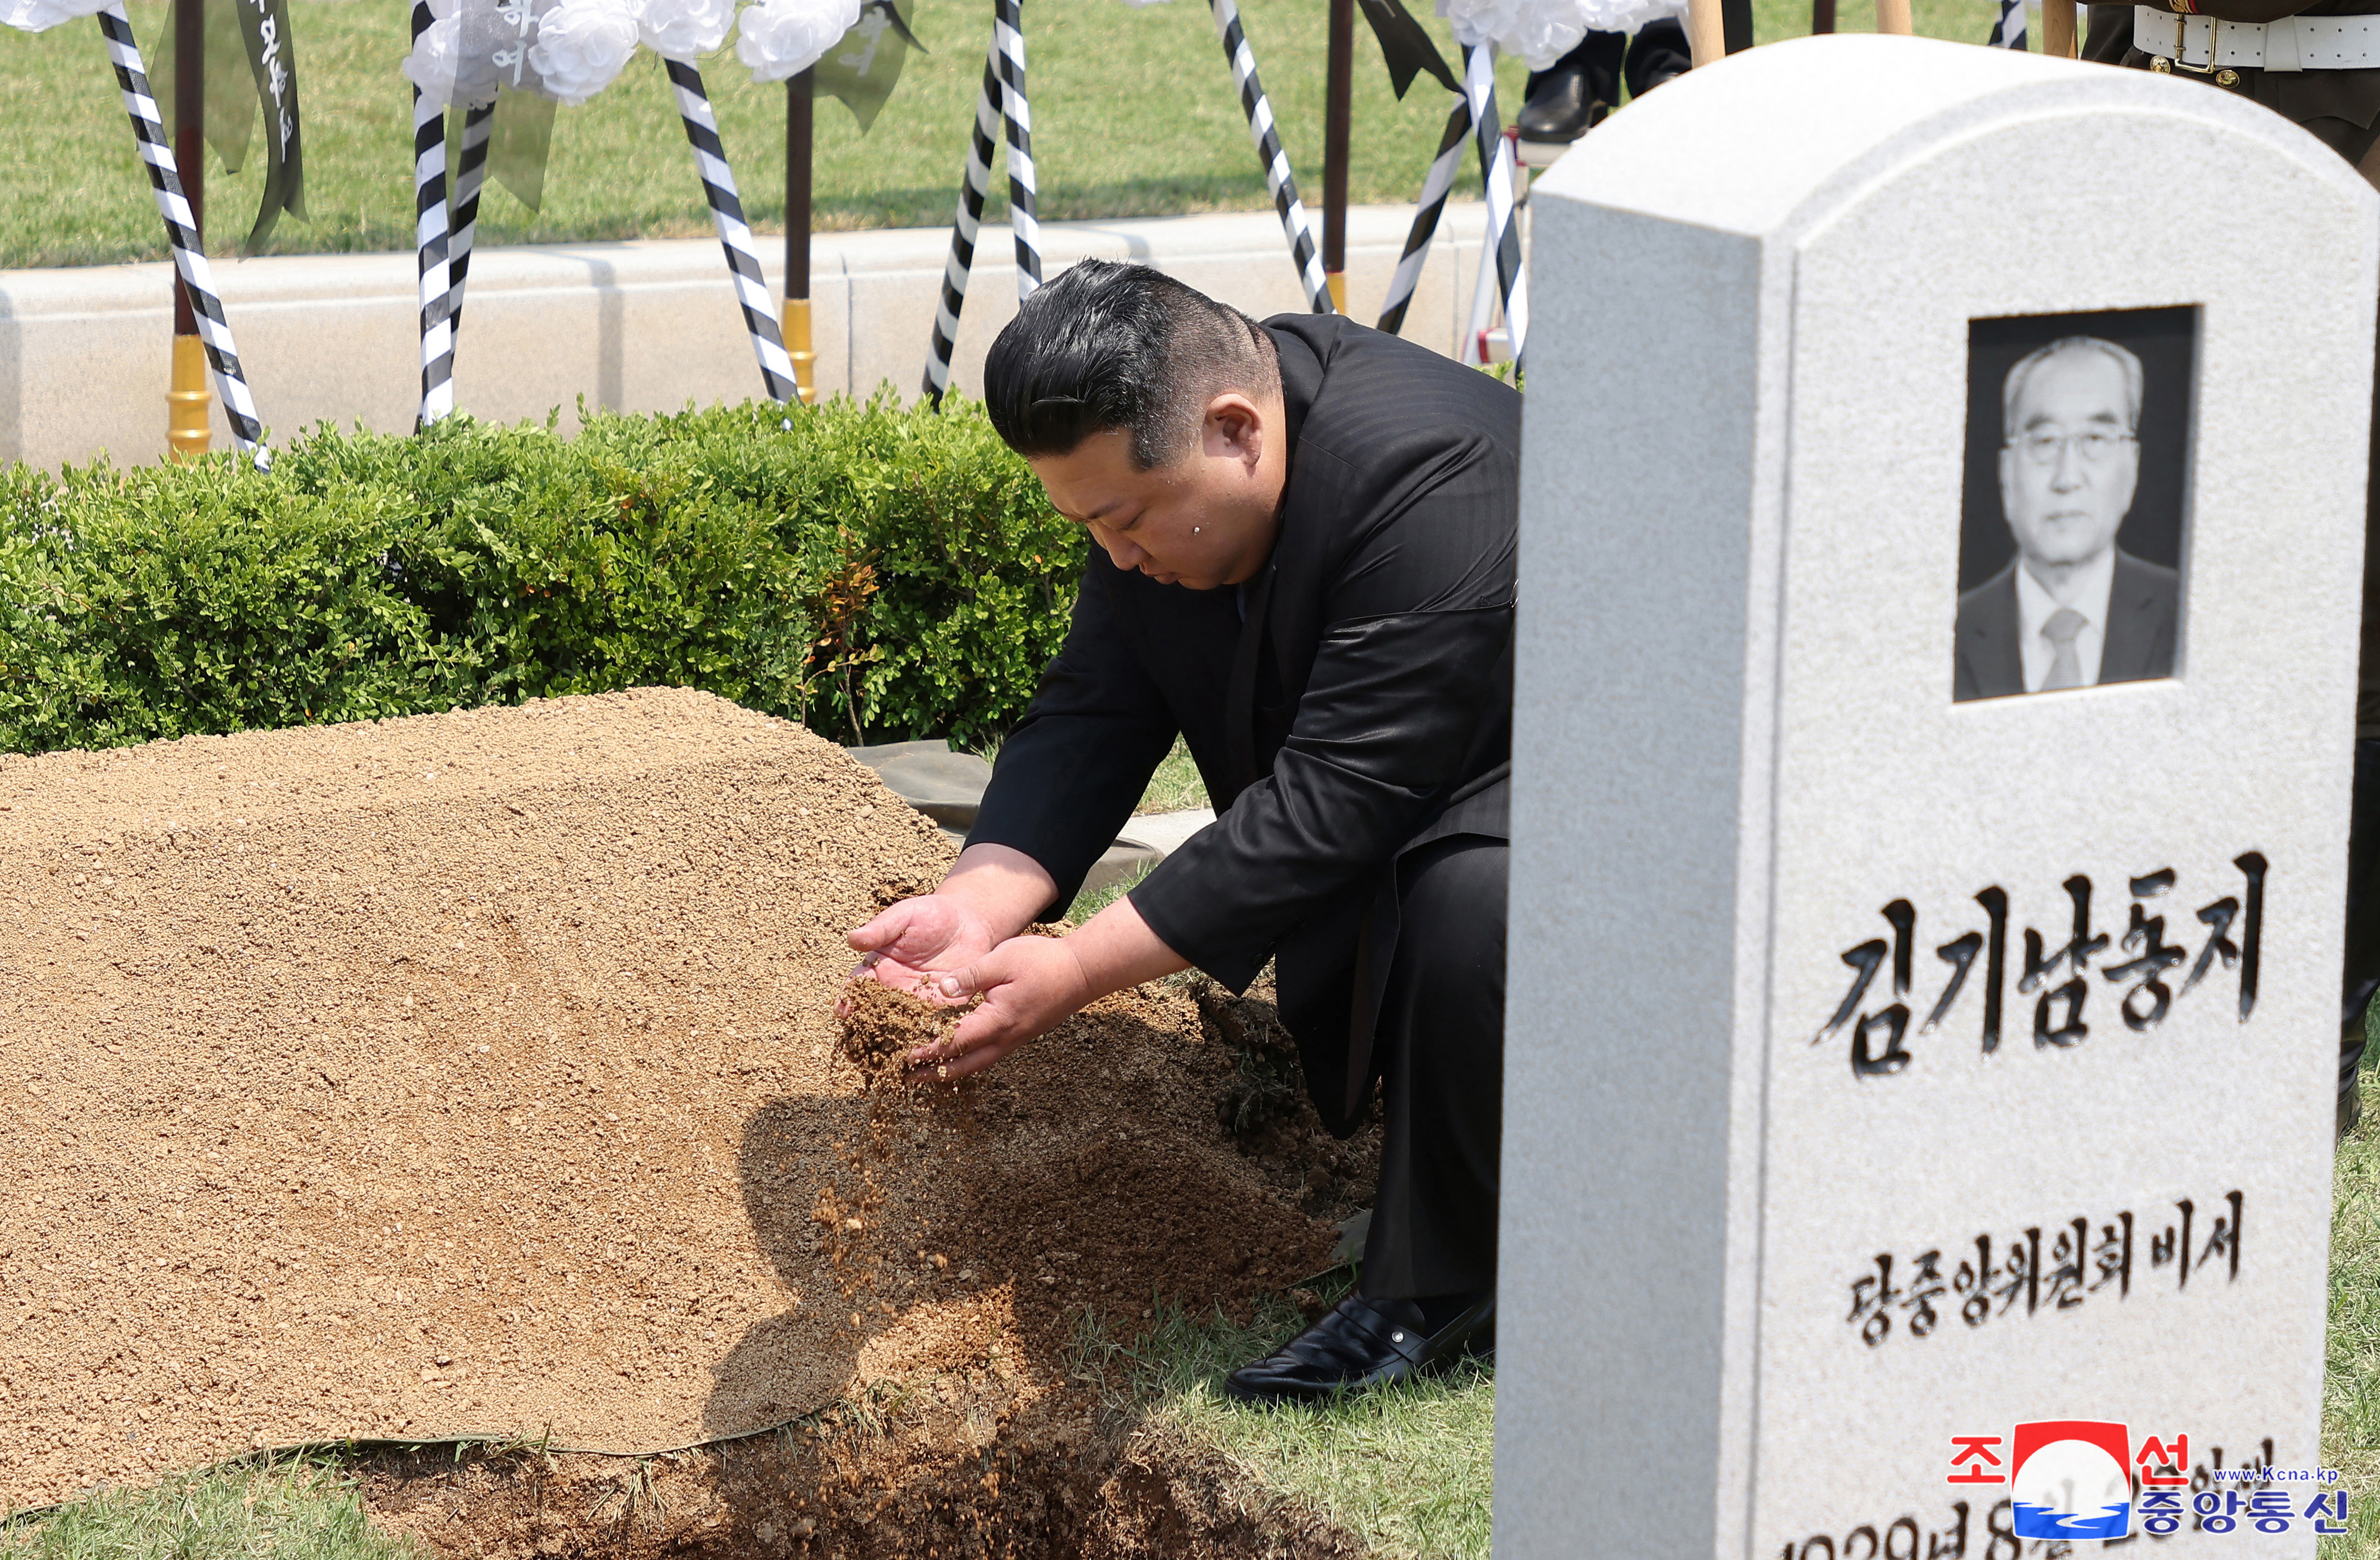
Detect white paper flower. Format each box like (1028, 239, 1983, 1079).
(1435, 0, 1588, 69)
(0, 0, 112, 34)
(400, 8, 464, 103)
(734, 0, 860, 84)
(1568, 0, 1685, 31)
(529, 0, 641, 105)
(637, 0, 737, 59)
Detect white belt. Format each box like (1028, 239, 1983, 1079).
(2135, 7, 2380, 70)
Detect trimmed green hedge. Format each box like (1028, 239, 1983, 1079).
(0, 395, 1085, 755)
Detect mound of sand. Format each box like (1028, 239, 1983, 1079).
(0, 689, 1338, 1510)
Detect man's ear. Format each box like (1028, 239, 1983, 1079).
(1203, 393, 1266, 470)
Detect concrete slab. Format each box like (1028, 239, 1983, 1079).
(0, 202, 1494, 472)
(1117, 808, 1216, 856)
(848, 741, 993, 829)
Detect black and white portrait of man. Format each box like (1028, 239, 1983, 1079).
(1955, 309, 2194, 703)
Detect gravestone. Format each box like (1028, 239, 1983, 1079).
(1502, 33, 2375, 1559)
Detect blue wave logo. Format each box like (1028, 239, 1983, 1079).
(2013, 1502, 2132, 1542)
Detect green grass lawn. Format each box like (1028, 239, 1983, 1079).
(1, 0, 2008, 270)
(1082, 1280, 1497, 1559)
(2324, 1051, 2380, 1557)
(0, 1454, 418, 1560)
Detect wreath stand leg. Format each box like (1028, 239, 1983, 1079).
(1376, 93, 1470, 337)
(784, 68, 816, 406)
(991, 0, 1040, 299)
(1463, 43, 1524, 364)
(1210, 0, 1332, 315)
(101, 1, 268, 462)
(411, 0, 454, 430)
(667, 58, 798, 405)
(447, 101, 496, 342)
(922, 17, 1003, 406)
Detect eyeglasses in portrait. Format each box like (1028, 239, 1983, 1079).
(1952, 306, 2196, 704)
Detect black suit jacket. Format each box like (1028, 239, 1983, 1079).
(1952, 549, 2179, 702)
(967, 314, 1520, 1132)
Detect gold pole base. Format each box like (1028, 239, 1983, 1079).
(1326, 271, 1348, 314)
(781, 297, 818, 407)
(167, 333, 213, 459)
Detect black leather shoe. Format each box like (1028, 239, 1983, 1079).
(1515, 67, 1609, 146)
(1222, 1292, 1493, 1405)
(1514, 59, 1609, 148)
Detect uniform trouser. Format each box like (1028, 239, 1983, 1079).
(1352, 834, 1509, 1303)
(2344, 325, 2380, 1123)
(1528, 21, 1692, 108)
(2341, 740, 2378, 1107)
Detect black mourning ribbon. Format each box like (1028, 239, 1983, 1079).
(812, 0, 925, 136)
(1357, 0, 1457, 98)
(154, 0, 306, 253)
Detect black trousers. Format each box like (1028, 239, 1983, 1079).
(2345, 327, 2380, 1122)
(2344, 745, 2379, 1106)
(1354, 833, 1508, 1303)
(1529, 19, 1692, 108)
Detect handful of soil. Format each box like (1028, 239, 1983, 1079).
(838, 976, 971, 1081)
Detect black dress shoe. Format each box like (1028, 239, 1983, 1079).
(1222, 1292, 1493, 1405)
(1515, 67, 1609, 146)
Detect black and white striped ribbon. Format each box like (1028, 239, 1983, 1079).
(1211, 0, 1332, 315)
(1986, 0, 2027, 47)
(666, 59, 798, 405)
(991, 0, 1041, 299)
(446, 101, 494, 339)
(412, 0, 454, 428)
(922, 32, 1003, 406)
(98, 2, 268, 461)
(1375, 93, 1470, 337)
(1464, 43, 1525, 359)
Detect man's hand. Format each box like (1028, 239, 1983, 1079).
(908, 935, 1095, 1078)
(903, 892, 1192, 1081)
(846, 894, 1004, 994)
(844, 842, 1060, 994)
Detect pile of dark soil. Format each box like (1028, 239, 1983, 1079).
(358, 1385, 1374, 1559)
(0, 688, 1378, 1548)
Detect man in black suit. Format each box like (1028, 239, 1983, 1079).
(844, 261, 1514, 1402)
(1953, 335, 2179, 702)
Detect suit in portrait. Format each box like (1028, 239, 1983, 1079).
(1953, 550, 2179, 701)
(1956, 331, 2182, 703)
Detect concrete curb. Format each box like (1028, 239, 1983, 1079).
(848, 740, 1213, 904)
(1, 202, 1496, 472)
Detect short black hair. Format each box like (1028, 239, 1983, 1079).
(982, 259, 1280, 469)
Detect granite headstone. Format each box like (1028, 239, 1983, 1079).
(1501, 35, 2376, 1559)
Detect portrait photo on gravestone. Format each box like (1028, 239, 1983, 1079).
(1953, 306, 2198, 703)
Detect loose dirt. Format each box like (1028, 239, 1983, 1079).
(358, 1388, 1374, 1559)
(0, 688, 1365, 1530)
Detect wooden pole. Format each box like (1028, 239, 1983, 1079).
(168, 0, 212, 458)
(1686, 0, 1726, 65)
(1875, 0, 1914, 32)
(1721, 0, 1753, 51)
(1322, 0, 1351, 314)
(2041, 0, 2079, 54)
(1812, 0, 1836, 33)
(784, 68, 816, 406)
